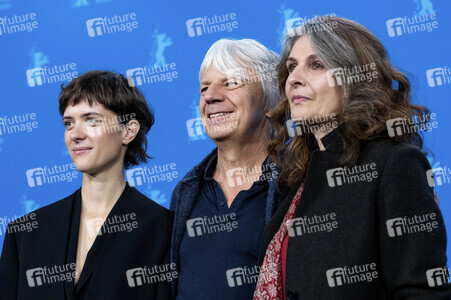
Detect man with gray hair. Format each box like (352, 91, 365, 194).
(170, 38, 281, 299)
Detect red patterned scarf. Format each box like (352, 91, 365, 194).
(253, 183, 304, 299)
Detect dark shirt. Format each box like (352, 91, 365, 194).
(177, 154, 271, 299)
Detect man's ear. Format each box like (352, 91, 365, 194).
(122, 120, 140, 145)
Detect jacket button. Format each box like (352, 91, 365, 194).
(286, 289, 297, 300)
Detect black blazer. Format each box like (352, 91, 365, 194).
(0, 183, 174, 300)
(259, 127, 451, 300)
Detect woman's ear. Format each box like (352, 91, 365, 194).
(265, 110, 271, 119)
(122, 120, 140, 145)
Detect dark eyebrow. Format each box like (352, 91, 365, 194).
(287, 54, 319, 65)
(305, 54, 320, 63)
(62, 112, 103, 121)
(200, 80, 211, 86)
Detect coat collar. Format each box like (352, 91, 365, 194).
(315, 123, 347, 153)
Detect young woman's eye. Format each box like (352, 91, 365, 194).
(86, 118, 101, 126)
(63, 121, 73, 128)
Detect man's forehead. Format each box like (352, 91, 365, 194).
(201, 65, 251, 83)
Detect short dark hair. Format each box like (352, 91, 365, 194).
(59, 70, 154, 169)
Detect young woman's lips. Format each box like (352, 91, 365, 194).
(73, 148, 92, 155)
(292, 95, 312, 103)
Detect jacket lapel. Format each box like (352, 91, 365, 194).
(74, 185, 131, 295)
(39, 191, 77, 298)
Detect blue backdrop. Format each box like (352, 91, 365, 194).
(1, 0, 450, 260)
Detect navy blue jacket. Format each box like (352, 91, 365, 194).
(169, 148, 282, 299)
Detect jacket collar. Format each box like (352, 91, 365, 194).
(180, 148, 218, 182)
(315, 124, 347, 153)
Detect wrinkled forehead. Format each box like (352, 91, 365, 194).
(200, 53, 256, 81)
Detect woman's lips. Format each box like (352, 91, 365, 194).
(292, 95, 312, 103)
(73, 148, 92, 155)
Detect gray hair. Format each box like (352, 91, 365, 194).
(199, 38, 280, 110)
(280, 16, 366, 103)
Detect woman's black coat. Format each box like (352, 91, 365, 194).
(259, 127, 451, 299)
(0, 183, 173, 299)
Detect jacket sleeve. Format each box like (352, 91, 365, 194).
(0, 225, 19, 299)
(378, 146, 451, 299)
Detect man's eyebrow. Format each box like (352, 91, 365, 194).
(62, 112, 103, 120)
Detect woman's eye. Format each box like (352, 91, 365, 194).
(312, 61, 324, 70)
(87, 118, 101, 126)
(64, 121, 73, 128)
(287, 64, 296, 73)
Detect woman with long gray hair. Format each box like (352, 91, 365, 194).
(254, 16, 450, 299)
